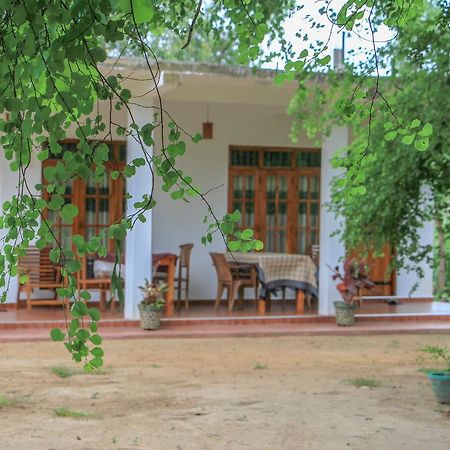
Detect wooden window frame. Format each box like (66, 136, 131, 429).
(228, 145, 321, 255)
(42, 139, 127, 253)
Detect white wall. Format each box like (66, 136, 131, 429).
(396, 219, 434, 298)
(0, 152, 41, 303)
(151, 99, 315, 300)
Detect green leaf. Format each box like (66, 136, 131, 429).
(319, 55, 331, 66)
(88, 308, 101, 321)
(273, 73, 286, 87)
(72, 234, 85, 249)
(72, 301, 89, 318)
(410, 119, 421, 128)
(352, 186, 366, 195)
(418, 123, 433, 137)
(48, 194, 65, 211)
(91, 347, 104, 358)
(80, 290, 92, 301)
(60, 204, 78, 224)
(401, 134, 415, 145)
(254, 240, 264, 251)
(118, 0, 154, 24)
(384, 131, 397, 141)
(227, 240, 240, 252)
(241, 229, 254, 240)
(230, 210, 241, 223)
(90, 334, 103, 345)
(77, 329, 91, 340)
(220, 222, 234, 234)
(414, 138, 429, 151)
(170, 189, 184, 200)
(66, 259, 81, 274)
(141, 123, 155, 146)
(90, 357, 104, 368)
(69, 319, 79, 337)
(50, 328, 65, 342)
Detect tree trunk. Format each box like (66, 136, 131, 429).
(436, 219, 447, 291)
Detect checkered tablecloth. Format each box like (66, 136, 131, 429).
(225, 252, 318, 298)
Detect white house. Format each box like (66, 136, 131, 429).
(0, 58, 434, 318)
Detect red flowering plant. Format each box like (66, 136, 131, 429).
(330, 258, 375, 304)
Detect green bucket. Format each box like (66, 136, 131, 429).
(428, 372, 450, 404)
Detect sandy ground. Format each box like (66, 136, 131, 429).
(1, 334, 450, 450)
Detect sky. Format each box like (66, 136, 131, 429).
(264, 0, 395, 73)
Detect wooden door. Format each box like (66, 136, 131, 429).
(296, 171, 320, 255)
(228, 169, 260, 238)
(261, 171, 296, 253)
(228, 146, 321, 256)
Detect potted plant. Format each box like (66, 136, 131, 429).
(137, 280, 167, 330)
(420, 345, 450, 404)
(330, 258, 374, 326)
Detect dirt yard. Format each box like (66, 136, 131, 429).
(1, 334, 450, 450)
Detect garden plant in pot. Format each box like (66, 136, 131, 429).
(330, 258, 374, 326)
(420, 346, 450, 405)
(138, 280, 167, 330)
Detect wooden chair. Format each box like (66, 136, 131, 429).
(210, 252, 258, 312)
(310, 244, 320, 266)
(17, 247, 67, 311)
(176, 243, 193, 311)
(77, 256, 113, 312)
(154, 244, 194, 311)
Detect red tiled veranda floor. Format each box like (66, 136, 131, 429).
(2, 298, 450, 325)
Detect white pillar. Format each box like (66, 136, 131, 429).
(396, 220, 434, 298)
(124, 102, 154, 319)
(318, 127, 348, 315)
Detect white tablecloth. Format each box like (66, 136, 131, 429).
(93, 260, 126, 277)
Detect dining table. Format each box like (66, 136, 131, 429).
(92, 253, 178, 316)
(225, 252, 318, 314)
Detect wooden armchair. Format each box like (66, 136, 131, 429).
(210, 252, 258, 312)
(17, 246, 67, 311)
(77, 256, 114, 312)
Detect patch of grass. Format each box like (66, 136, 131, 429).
(254, 363, 267, 370)
(348, 378, 382, 388)
(90, 366, 112, 375)
(419, 367, 436, 374)
(0, 394, 13, 407)
(50, 365, 83, 378)
(54, 407, 97, 419)
(51, 365, 111, 378)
